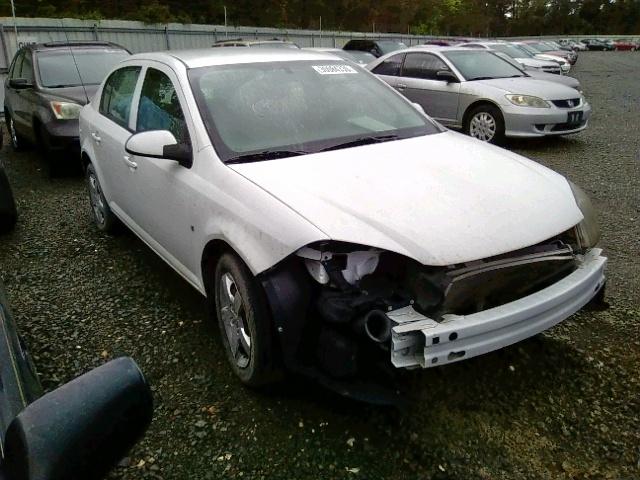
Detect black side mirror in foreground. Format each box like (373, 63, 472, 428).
(1, 357, 153, 480)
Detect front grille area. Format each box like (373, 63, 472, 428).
(552, 98, 582, 108)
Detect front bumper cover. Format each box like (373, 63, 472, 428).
(503, 101, 592, 138)
(389, 248, 607, 369)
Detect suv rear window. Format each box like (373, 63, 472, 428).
(36, 48, 130, 88)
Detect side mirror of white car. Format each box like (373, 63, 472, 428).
(125, 130, 193, 168)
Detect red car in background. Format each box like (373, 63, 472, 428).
(613, 39, 638, 51)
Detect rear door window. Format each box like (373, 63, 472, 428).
(99, 66, 141, 129)
(402, 53, 448, 80)
(371, 53, 405, 76)
(136, 67, 189, 144)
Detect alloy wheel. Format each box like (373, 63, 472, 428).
(469, 112, 497, 142)
(219, 272, 251, 369)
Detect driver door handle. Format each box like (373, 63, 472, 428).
(91, 132, 101, 144)
(123, 155, 138, 170)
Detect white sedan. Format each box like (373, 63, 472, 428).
(79, 48, 606, 395)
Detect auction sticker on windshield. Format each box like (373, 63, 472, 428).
(312, 65, 358, 75)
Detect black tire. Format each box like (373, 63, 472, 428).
(213, 252, 280, 387)
(0, 164, 17, 234)
(6, 114, 27, 151)
(86, 163, 117, 232)
(464, 103, 506, 145)
(35, 123, 63, 178)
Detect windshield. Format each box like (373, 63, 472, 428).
(443, 50, 524, 81)
(377, 41, 407, 54)
(36, 48, 130, 87)
(527, 42, 554, 52)
(188, 60, 439, 162)
(516, 44, 541, 55)
(492, 52, 526, 72)
(491, 43, 532, 59)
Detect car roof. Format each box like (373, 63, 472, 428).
(214, 39, 295, 45)
(129, 48, 342, 69)
(408, 45, 473, 53)
(24, 41, 130, 52)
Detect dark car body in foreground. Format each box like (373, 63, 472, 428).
(0, 278, 152, 480)
(3, 41, 130, 173)
(0, 160, 17, 234)
(0, 129, 17, 234)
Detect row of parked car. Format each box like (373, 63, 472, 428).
(2, 36, 590, 173)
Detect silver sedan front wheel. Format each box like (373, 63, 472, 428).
(469, 112, 497, 142)
(465, 104, 505, 145)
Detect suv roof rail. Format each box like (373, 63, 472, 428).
(34, 40, 131, 54)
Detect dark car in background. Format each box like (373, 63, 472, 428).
(580, 38, 611, 51)
(3, 41, 130, 174)
(343, 39, 407, 58)
(0, 277, 153, 480)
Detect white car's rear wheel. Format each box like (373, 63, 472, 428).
(86, 163, 117, 232)
(213, 252, 280, 386)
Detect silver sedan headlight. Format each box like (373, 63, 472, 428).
(505, 94, 550, 108)
(569, 181, 600, 249)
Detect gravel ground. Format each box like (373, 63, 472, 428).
(1, 51, 639, 480)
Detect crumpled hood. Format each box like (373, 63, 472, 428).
(477, 77, 578, 99)
(230, 131, 583, 266)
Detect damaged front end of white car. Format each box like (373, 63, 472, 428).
(258, 181, 606, 403)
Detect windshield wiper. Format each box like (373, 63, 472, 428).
(320, 134, 400, 152)
(467, 76, 495, 81)
(226, 149, 308, 164)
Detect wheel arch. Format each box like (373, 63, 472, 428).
(462, 99, 504, 129)
(200, 238, 236, 297)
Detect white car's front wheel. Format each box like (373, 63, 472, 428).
(213, 252, 280, 386)
(465, 104, 505, 144)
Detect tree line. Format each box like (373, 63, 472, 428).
(1, 0, 639, 36)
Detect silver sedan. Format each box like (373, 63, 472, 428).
(367, 47, 591, 143)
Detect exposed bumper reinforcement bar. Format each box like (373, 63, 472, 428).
(388, 249, 607, 369)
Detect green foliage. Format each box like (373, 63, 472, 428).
(0, 0, 638, 34)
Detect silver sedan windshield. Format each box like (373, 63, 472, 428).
(188, 60, 439, 162)
(443, 51, 525, 81)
